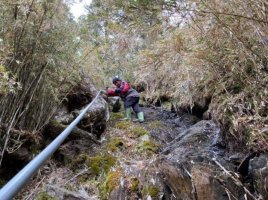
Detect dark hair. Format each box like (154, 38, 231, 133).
(112, 76, 121, 84)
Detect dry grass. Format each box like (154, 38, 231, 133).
(132, 0, 268, 150)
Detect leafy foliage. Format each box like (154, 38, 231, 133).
(0, 0, 84, 163)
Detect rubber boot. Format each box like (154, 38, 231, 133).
(120, 108, 131, 121)
(137, 112, 144, 123)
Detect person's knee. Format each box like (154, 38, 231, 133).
(124, 102, 129, 108)
(133, 105, 141, 113)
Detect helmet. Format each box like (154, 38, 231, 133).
(112, 76, 121, 84)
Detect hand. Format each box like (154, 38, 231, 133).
(115, 88, 121, 94)
(100, 90, 107, 95)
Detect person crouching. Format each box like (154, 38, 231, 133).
(106, 77, 144, 123)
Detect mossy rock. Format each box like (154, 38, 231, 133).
(36, 191, 56, 200)
(131, 127, 148, 137)
(130, 177, 139, 192)
(86, 154, 116, 175)
(136, 140, 159, 156)
(77, 173, 91, 184)
(110, 112, 124, 121)
(105, 137, 124, 152)
(142, 184, 160, 198)
(115, 121, 132, 130)
(99, 171, 122, 200)
(71, 153, 89, 170)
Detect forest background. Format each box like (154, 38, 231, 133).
(0, 0, 267, 166)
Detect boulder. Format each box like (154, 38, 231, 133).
(65, 75, 97, 111)
(45, 74, 108, 165)
(75, 96, 109, 137)
(47, 75, 109, 139)
(159, 120, 248, 199)
(250, 154, 268, 199)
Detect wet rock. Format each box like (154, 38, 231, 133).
(75, 96, 109, 137)
(45, 184, 92, 200)
(237, 152, 257, 176)
(45, 120, 100, 144)
(49, 74, 109, 139)
(229, 153, 244, 165)
(150, 129, 175, 146)
(160, 161, 193, 199)
(211, 130, 226, 149)
(150, 114, 200, 146)
(250, 154, 268, 199)
(47, 95, 109, 140)
(158, 110, 177, 120)
(159, 120, 247, 199)
(54, 139, 96, 166)
(65, 75, 97, 111)
(170, 114, 199, 128)
(192, 164, 246, 200)
(54, 105, 74, 125)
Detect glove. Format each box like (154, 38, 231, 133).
(100, 90, 107, 95)
(115, 88, 121, 94)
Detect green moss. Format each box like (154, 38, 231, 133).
(86, 154, 116, 175)
(132, 127, 148, 137)
(0, 65, 7, 72)
(115, 121, 132, 130)
(99, 171, 122, 200)
(130, 177, 139, 192)
(50, 119, 64, 127)
(105, 137, 124, 152)
(110, 112, 124, 121)
(70, 153, 89, 170)
(77, 173, 91, 184)
(36, 191, 56, 200)
(231, 84, 243, 94)
(136, 140, 159, 155)
(142, 185, 160, 198)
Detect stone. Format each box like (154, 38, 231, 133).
(159, 120, 246, 199)
(45, 184, 93, 200)
(250, 154, 268, 199)
(75, 96, 109, 137)
(65, 75, 97, 111)
(229, 153, 244, 165)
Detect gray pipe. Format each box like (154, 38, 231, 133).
(0, 92, 100, 200)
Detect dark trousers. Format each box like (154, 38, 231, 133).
(124, 97, 141, 113)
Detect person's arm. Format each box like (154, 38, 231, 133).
(107, 88, 118, 96)
(115, 82, 130, 94)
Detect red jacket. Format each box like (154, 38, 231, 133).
(107, 81, 131, 97)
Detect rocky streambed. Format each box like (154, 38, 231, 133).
(0, 74, 265, 200)
(16, 100, 267, 200)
